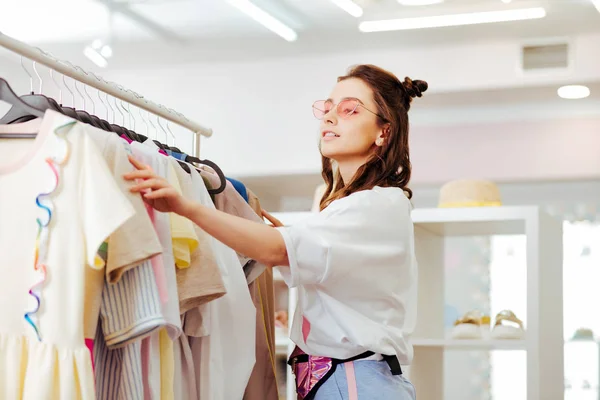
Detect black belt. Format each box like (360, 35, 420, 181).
(289, 351, 403, 375)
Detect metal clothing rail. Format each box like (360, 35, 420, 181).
(0, 31, 213, 146)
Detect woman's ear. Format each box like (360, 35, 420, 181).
(375, 124, 390, 147)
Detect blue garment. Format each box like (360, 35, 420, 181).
(314, 360, 416, 400)
(170, 151, 187, 161)
(226, 177, 249, 203)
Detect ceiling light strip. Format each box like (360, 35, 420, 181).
(397, 0, 444, 6)
(591, 0, 600, 13)
(359, 7, 546, 32)
(227, 0, 297, 42)
(330, 0, 363, 18)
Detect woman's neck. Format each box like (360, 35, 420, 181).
(337, 159, 366, 185)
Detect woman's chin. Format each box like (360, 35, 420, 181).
(319, 142, 341, 159)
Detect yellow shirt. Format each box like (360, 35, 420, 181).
(167, 162, 198, 268)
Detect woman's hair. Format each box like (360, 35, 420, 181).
(319, 64, 428, 211)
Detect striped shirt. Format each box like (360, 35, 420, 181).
(94, 260, 166, 399)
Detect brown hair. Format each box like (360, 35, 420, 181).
(319, 64, 428, 211)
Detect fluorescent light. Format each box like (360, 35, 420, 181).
(591, 0, 600, 13)
(330, 0, 363, 17)
(558, 85, 590, 100)
(84, 46, 108, 68)
(397, 0, 444, 5)
(227, 0, 298, 42)
(359, 7, 546, 32)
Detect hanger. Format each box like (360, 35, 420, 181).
(59, 72, 79, 119)
(0, 58, 57, 124)
(118, 92, 141, 141)
(80, 74, 104, 129)
(0, 78, 45, 137)
(30, 60, 62, 112)
(88, 77, 113, 132)
(186, 155, 227, 195)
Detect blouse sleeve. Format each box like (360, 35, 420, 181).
(275, 190, 413, 288)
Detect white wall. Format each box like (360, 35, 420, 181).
(2, 32, 600, 183)
(100, 32, 600, 182)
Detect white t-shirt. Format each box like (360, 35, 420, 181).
(276, 186, 418, 364)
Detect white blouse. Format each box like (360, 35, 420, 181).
(276, 186, 418, 364)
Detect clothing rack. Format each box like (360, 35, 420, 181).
(0, 31, 211, 157)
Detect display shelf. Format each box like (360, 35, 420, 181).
(412, 338, 527, 350)
(411, 206, 563, 400)
(270, 206, 564, 400)
(411, 206, 536, 236)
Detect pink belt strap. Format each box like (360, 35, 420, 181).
(345, 361, 358, 400)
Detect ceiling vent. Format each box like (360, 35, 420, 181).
(521, 42, 569, 71)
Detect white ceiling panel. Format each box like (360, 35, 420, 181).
(0, 0, 598, 62)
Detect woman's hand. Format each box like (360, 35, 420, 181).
(124, 155, 192, 215)
(261, 209, 284, 227)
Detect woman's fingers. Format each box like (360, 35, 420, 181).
(261, 209, 283, 227)
(143, 188, 173, 200)
(124, 169, 157, 180)
(128, 155, 150, 171)
(130, 178, 167, 193)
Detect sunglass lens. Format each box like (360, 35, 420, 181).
(312, 100, 328, 119)
(338, 99, 359, 118)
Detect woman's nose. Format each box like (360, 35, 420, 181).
(323, 110, 337, 125)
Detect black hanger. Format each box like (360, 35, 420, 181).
(59, 104, 79, 119)
(93, 116, 112, 132)
(0, 79, 46, 138)
(0, 80, 46, 124)
(185, 155, 227, 195)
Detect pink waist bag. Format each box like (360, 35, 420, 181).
(288, 346, 403, 400)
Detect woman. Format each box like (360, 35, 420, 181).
(124, 64, 426, 399)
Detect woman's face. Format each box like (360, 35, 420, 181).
(318, 78, 385, 164)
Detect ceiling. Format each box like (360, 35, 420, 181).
(1, 0, 599, 64)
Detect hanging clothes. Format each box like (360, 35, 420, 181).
(245, 188, 279, 400)
(194, 170, 278, 399)
(80, 122, 169, 400)
(186, 168, 257, 400)
(200, 168, 266, 284)
(84, 127, 165, 351)
(93, 260, 165, 400)
(169, 158, 226, 313)
(0, 110, 136, 399)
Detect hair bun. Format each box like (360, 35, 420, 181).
(402, 77, 428, 99)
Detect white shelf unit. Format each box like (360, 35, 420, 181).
(271, 206, 564, 400)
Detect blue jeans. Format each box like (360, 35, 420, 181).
(313, 360, 416, 399)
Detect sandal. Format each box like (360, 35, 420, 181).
(491, 310, 525, 339)
(451, 311, 485, 339)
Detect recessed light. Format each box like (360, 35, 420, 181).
(398, 0, 444, 5)
(557, 85, 590, 100)
(359, 7, 546, 32)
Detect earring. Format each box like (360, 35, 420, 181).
(376, 139, 383, 146)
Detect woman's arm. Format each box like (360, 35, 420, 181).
(180, 202, 289, 267)
(124, 155, 289, 268)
